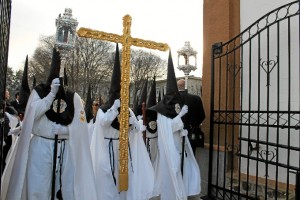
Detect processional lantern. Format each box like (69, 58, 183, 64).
(55, 8, 78, 77)
(177, 41, 198, 175)
(177, 41, 197, 89)
(51, 8, 79, 200)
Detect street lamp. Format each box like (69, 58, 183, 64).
(177, 41, 197, 175)
(51, 8, 78, 200)
(55, 8, 78, 78)
(177, 41, 197, 90)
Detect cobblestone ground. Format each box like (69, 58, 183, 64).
(150, 194, 202, 200)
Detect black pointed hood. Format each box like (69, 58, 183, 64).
(99, 43, 122, 130)
(46, 48, 61, 85)
(100, 43, 121, 112)
(147, 77, 156, 108)
(17, 55, 31, 114)
(85, 84, 93, 123)
(32, 75, 36, 89)
(64, 68, 68, 86)
(165, 51, 179, 95)
(137, 79, 148, 116)
(149, 51, 183, 118)
(146, 76, 157, 133)
(157, 89, 161, 102)
(133, 95, 139, 116)
(34, 48, 75, 125)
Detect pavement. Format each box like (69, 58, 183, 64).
(150, 194, 203, 200)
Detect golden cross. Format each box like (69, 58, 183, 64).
(77, 15, 168, 191)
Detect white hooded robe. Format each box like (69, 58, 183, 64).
(90, 108, 155, 200)
(156, 113, 201, 200)
(1, 90, 97, 200)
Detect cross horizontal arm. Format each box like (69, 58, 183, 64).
(77, 28, 123, 43)
(130, 37, 169, 51)
(77, 16, 169, 192)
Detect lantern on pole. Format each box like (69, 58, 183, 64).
(51, 8, 78, 200)
(55, 8, 78, 79)
(177, 41, 197, 90)
(177, 41, 197, 175)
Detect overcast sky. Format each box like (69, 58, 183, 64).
(8, 0, 203, 77)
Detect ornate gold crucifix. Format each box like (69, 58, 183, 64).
(77, 15, 168, 191)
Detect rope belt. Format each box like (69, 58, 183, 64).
(146, 135, 158, 160)
(56, 140, 66, 200)
(38, 135, 67, 199)
(104, 137, 133, 185)
(105, 137, 119, 185)
(38, 135, 69, 141)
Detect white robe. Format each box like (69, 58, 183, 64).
(156, 114, 201, 200)
(145, 130, 158, 165)
(87, 120, 95, 146)
(5, 112, 19, 131)
(90, 108, 155, 200)
(1, 90, 97, 200)
(1, 112, 20, 195)
(145, 127, 160, 197)
(4, 112, 20, 160)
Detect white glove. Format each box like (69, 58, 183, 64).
(180, 129, 188, 137)
(129, 114, 144, 133)
(129, 109, 135, 117)
(50, 78, 60, 96)
(44, 78, 60, 108)
(111, 99, 120, 111)
(140, 125, 146, 132)
(178, 105, 188, 118)
(137, 115, 143, 121)
(8, 125, 21, 136)
(129, 115, 136, 125)
(51, 122, 69, 135)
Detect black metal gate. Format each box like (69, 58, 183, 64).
(208, 1, 300, 199)
(0, 0, 12, 188)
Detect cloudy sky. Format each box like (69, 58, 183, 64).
(8, 0, 203, 77)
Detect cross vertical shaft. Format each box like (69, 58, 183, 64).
(77, 14, 168, 191)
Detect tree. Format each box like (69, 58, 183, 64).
(6, 66, 23, 99)
(29, 35, 167, 104)
(29, 35, 55, 86)
(71, 38, 114, 100)
(129, 49, 166, 106)
(29, 35, 114, 99)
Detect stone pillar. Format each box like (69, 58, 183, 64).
(199, 0, 240, 196)
(202, 0, 240, 144)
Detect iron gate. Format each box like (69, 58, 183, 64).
(208, 1, 300, 200)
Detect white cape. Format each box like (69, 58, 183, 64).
(4, 112, 20, 162)
(1, 113, 20, 199)
(90, 108, 155, 200)
(156, 114, 201, 200)
(145, 127, 159, 197)
(87, 120, 95, 145)
(1, 90, 97, 200)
